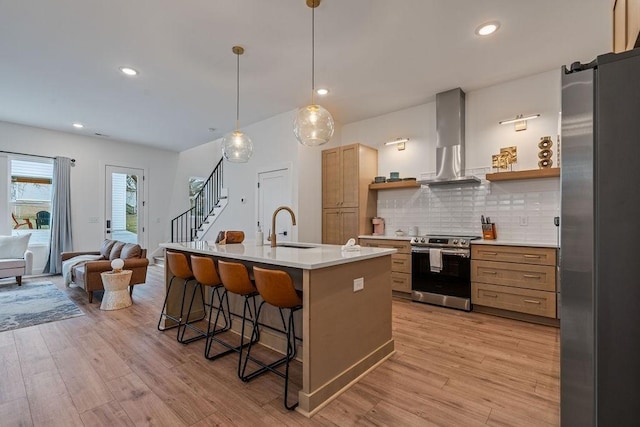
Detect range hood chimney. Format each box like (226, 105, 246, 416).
(418, 88, 480, 185)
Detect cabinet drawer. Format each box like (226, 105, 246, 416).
(472, 282, 556, 318)
(472, 245, 556, 266)
(391, 272, 411, 293)
(359, 238, 411, 254)
(391, 253, 411, 274)
(471, 260, 556, 292)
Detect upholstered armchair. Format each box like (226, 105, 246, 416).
(0, 234, 33, 285)
(62, 239, 149, 303)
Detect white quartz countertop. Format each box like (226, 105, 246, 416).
(472, 239, 558, 248)
(358, 235, 414, 241)
(160, 240, 396, 270)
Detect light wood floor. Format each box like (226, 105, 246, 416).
(0, 265, 559, 426)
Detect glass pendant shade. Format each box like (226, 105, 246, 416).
(294, 104, 334, 146)
(221, 130, 253, 163)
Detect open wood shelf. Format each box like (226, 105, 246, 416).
(486, 168, 560, 182)
(369, 180, 420, 190)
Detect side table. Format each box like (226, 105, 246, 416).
(100, 270, 133, 310)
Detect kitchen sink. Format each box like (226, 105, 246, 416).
(276, 242, 319, 249)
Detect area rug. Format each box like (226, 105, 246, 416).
(0, 282, 84, 333)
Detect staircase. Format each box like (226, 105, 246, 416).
(170, 158, 227, 243)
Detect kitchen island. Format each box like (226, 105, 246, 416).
(159, 240, 396, 417)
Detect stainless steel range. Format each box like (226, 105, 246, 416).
(410, 235, 480, 311)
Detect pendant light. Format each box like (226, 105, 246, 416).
(293, 0, 335, 147)
(222, 46, 253, 163)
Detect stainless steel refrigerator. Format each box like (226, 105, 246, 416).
(561, 48, 640, 426)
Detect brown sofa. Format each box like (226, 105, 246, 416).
(62, 239, 149, 303)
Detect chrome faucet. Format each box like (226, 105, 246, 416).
(270, 206, 297, 247)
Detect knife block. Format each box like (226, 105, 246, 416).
(482, 223, 497, 240)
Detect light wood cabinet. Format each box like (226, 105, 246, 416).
(322, 144, 377, 244)
(614, 0, 640, 53)
(471, 244, 558, 324)
(360, 238, 412, 298)
(322, 207, 359, 244)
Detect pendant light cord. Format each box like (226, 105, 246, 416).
(311, 5, 315, 105)
(236, 50, 240, 130)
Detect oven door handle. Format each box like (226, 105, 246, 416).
(411, 248, 470, 258)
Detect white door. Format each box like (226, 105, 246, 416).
(257, 167, 292, 243)
(105, 165, 144, 244)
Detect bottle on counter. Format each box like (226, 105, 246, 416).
(256, 226, 264, 246)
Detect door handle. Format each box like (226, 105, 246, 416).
(106, 219, 111, 234)
(524, 299, 541, 304)
(523, 274, 541, 279)
(523, 254, 541, 258)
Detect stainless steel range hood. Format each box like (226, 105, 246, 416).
(418, 88, 480, 186)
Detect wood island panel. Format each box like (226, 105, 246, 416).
(299, 255, 394, 416)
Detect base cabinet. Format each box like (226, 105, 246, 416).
(471, 244, 558, 324)
(360, 238, 411, 298)
(323, 208, 359, 244)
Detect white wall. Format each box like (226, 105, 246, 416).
(0, 120, 179, 269)
(341, 69, 562, 244)
(1, 68, 564, 259)
(170, 110, 343, 244)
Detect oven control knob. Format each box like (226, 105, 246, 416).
(420, 238, 426, 243)
(461, 239, 467, 245)
(452, 239, 458, 245)
(411, 238, 417, 243)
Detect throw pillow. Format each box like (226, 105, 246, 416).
(120, 243, 142, 259)
(99, 239, 116, 259)
(0, 234, 32, 259)
(109, 241, 126, 260)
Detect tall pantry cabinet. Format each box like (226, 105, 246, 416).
(322, 143, 378, 244)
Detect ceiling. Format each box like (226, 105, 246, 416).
(0, 0, 611, 152)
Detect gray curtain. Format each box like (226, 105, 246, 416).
(45, 157, 73, 274)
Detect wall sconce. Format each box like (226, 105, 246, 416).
(384, 137, 409, 151)
(499, 114, 540, 132)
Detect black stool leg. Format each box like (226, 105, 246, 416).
(178, 280, 211, 344)
(237, 295, 261, 378)
(157, 276, 180, 331)
(239, 304, 301, 410)
(205, 291, 259, 360)
(283, 308, 299, 410)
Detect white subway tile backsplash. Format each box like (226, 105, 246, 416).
(377, 168, 560, 245)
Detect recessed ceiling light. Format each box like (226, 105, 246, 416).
(475, 21, 500, 36)
(72, 123, 84, 129)
(119, 66, 138, 76)
(316, 88, 329, 96)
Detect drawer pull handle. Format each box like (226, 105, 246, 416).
(523, 254, 541, 258)
(483, 271, 498, 275)
(523, 274, 541, 279)
(392, 261, 404, 264)
(392, 280, 404, 284)
(483, 293, 498, 298)
(483, 252, 498, 255)
(524, 299, 541, 304)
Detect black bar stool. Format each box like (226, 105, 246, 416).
(191, 255, 231, 338)
(157, 251, 205, 343)
(206, 260, 260, 376)
(240, 266, 302, 410)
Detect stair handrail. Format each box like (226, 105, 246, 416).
(170, 158, 224, 242)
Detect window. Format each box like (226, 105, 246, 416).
(10, 159, 53, 244)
